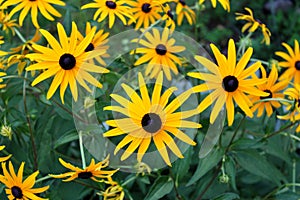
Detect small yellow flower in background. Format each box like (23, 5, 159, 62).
(50, 156, 118, 182)
(104, 72, 200, 166)
(0, 161, 49, 200)
(1, 0, 65, 28)
(250, 64, 288, 117)
(0, 70, 7, 89)
(99, 177, 125, 200)
(278, 84, 300, 132)
(0, 146, 11, 162)
(0, 35, 4, 44)
(174, 0, 196, 26)
(77, 22, 110, 67)
(134, 162, 151, 176)
(26, 22, 109, 104)
(161, 4, 176, 31)
(81, 0, 134, 29)
(199, 0, 230, 12)
(1, 125, 13, 140)
(275, 40, 300, 85)
(236, 7, 271, 45)
(188, 39, 268, 126)
(133, 28, 185, 80)
(0, 10, 18, 35)
(127, 0, 162, 29)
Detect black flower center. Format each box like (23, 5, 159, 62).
(295, 61, 300, 70)
(78, 172, 93, 179)
(106, 1, 117, 9)
(155, 44, 167, 55)
(260, 89, 273, 99)
(59, 53, 76, 70)
(11, 186, 23, 199)
(222, 75, 239, 92)
(167, 10, 174, 20)
(141, 113, 162, 133)
(142, 3, 152, 13)
(179, 0, 186, 6)
(85, 43, 95, 52)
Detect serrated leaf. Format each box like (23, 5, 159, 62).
(144, 176, 174, 200)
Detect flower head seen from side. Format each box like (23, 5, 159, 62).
(278, 84, 300, 132)
(0, 70, 7, 89)
(199, 0, 230, 12)
(0, 145, 11, 162)
(26, 22, 109, 104)
(174, 0, 196, 26)
(50, 156, 118, 182)
(99, 178, 125, 200)
(0, 0, 65, 28)
(250, 64, 288, 117)
(161, 4, 176, 31)
(127, 0, 162, 29)
(0, 10, 18, 34)
(133, 28, 185, 80)
(188, 39, 268, 126)
(0, 161, 49, 200)
(236, 7, 271, 45)
(81, 0, 133, 29)
(103, 72, 200, 166)
(77, 22, 110, 67)
(275, 40, 300, 85)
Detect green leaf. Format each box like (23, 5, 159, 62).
(225, 156, 237, 191)
(172, 147, 193, 182)
(187, 147, 224, 186)
(144, 176, 174, 200)
(54, 130, 79, 149)
(212, 192, 240, 200)
(234, 150, 287, 186)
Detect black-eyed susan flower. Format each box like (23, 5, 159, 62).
(26, 22, 109, 104)
(50, 156, 118, 182)
(0, 10, 18, 34)
(250, 64, 288, 117)
(236, 7, 271, 45)
(81, 0, 133, 29)
(77, 22, 110, 67)
(199, 0, 230, 12)
(133, 28, 185, 80)
(0, 70, 6, 89)
(275, 40, 300, 85)
(278, 84, 300, 132)
(103, 72, 200, 166)
(1, 0, 65, 28)
(188, 39, 268, 126)
(0, 161, 49, 200)
(100, 178, 125, 200)
(161, 4, 175, 31)
(174, 0, 196, 26)
(127, 0, 162, 29)
(0, 145, 11, 162)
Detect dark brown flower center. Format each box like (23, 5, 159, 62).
(106, 1, 117, 9)
(222, 75, 239, 92)
(167, 10, 174, 20)
(141, 113, 162, 133)
(59, 53, 76, 70)
(260, 89, 273, 99)
(78, 172, 93, 179)
(85, 43, 95, 52)
(142, 3, 152, 13)
(11, 186, 23, 199)
(155, 44, 167, 55)
(295, 61, 300, 70)
(179, 0, 186, 6)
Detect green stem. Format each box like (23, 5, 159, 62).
(250, 58, 270, 66)
(79, 131, 86, 169)
(121, 176, 136, 187)
(14, 28, 27, 43)
(35, 175, 52, 183)
(262, 122, 297, 140)
(292, 159, 296, 192)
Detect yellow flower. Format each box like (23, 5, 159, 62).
(0, 10, 18, 34)
(50, 156, 118, 182)
(77, 22, 110, 66)
(127, 0, 162, 29)
(0, 161, 49, 200)
(26, 22, 109, 103)
(188, 39, 268, 126)
(275, 40, 300, 85)
(236, 7, 271, 45)
(199, 0, 230, 12)
(81, 0, 133, 29)
(174, 0, 196, 26)
(99, 178, 125, 200)
(161, 4, 176, 31)
(250, 64, 288, 117)
(278, 84, 300, 132)
(0, 70, 6, 89)
(103, 72, 200, 166)
(1, 0, 65, 28)
(0, 146, 11, 162)
(133, 28, 185, 80)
